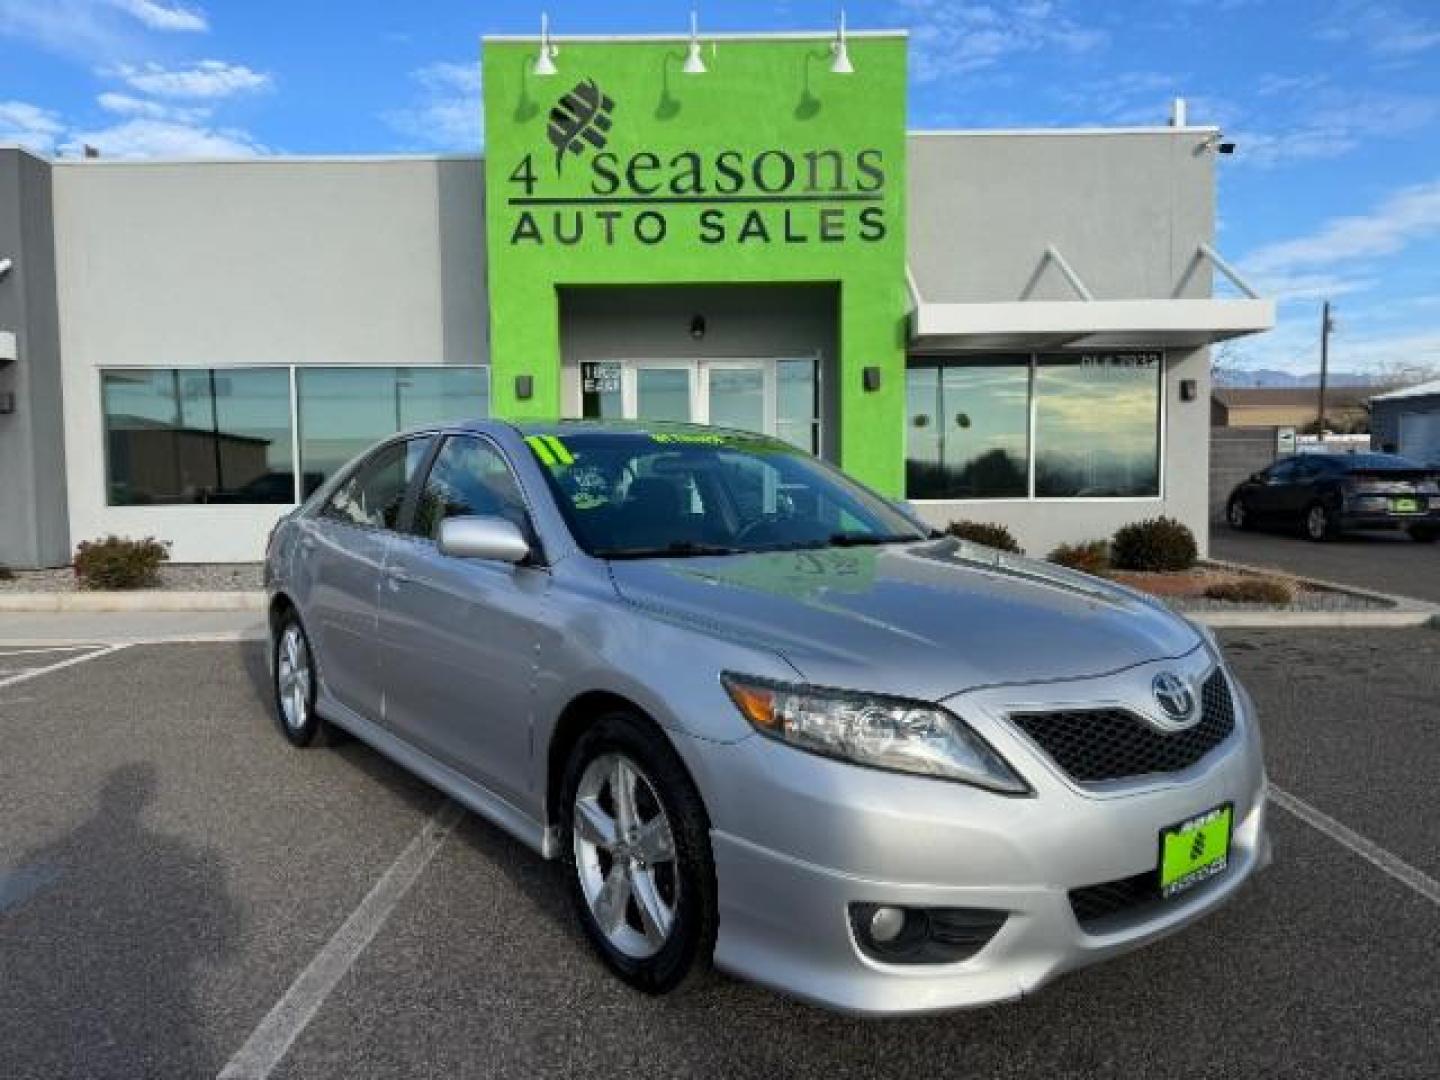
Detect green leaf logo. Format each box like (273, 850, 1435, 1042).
(547, 79, 615, 175)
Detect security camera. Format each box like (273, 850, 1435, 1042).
(1217, 142, 1236, 155)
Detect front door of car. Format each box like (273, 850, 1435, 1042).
(301, 436, 432, 723)
(1248, 459, 1295, 520)
(377, 434, 555, 802)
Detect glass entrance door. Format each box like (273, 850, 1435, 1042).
(581, 357, 817, 452)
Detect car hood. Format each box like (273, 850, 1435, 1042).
(607, 538, 1202, 701)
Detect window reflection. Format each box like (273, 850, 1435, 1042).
(297, 367, 489, 495)
(1035, 354, 1160, 497)
(102, 368, 294, 505)
(906, 359, 1030, 499)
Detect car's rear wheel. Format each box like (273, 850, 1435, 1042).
(1408, 525, 1438, 543)
(273, 612, 337, 747)
(1304, 502, 1336, 542)
(1226, 497, 1251, 530)
(561, 713, 716, 994)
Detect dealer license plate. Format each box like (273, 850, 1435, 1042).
(1392, 497, 1420, 513)
(1159, 804, 1233, 899)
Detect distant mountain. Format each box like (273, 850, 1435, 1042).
(1212, 367, 1380, 388)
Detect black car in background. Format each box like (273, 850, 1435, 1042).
(1226, 453, 1440, 543)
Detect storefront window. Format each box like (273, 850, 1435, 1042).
(776, 358, 818, 453)
(906, 352, 1162, 500)
(906, 358, 1030, 499)
(297, 366, 489, 495)
(102, 368, 294, 505)
(1034, 353, 1160, 497)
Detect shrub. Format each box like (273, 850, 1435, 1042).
(1048, 539, 1110, 575)
(1109, 517, 1198, 572)
(0, 564, 12, 582)
(1203, 576, 1296, 605)
(74, 535, 170, 590)
(945, 520, 1021, 553)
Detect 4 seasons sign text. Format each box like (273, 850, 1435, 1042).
(505, 78, 890, 248)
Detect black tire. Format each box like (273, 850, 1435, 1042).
(1303, 501, 1336, 542)
(1408, 525, 1438, 543)
(272, 610, 338, 748)
(560, 712, 717, 995)
(1226, 497, 1251, 531)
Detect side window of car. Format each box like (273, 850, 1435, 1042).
(1266, 459, 1297, 482)
(322, 438, 431, 530)
(412, 436, 529, 539)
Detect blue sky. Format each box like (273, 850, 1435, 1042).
(2, 0, 1437, 380)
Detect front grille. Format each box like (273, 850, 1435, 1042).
(1010, 669, 1235, 785)
(1069, 870, 1160, 926)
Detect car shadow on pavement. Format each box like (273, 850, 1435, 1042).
(0, 762, 242, 1077)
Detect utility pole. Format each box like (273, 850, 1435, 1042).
(1317, 300, 1334, 439)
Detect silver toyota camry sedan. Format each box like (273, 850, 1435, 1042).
(265, 419, 1269, 1014)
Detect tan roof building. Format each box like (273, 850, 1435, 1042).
(1210, 386, 1371, 429)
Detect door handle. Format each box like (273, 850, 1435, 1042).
(384, 567, 410, 589)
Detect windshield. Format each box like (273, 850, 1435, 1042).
(525, 430, 929, 558)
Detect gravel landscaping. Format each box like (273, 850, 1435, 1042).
(1111, 565, 1398, 613)
(0, 563, 263, 593)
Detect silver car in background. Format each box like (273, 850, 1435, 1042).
(265, 420, 1269, 1014)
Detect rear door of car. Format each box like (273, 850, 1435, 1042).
(298, 436, 432, 723)
(376, 433, 556, 801)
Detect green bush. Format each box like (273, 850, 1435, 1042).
(945, 520, 1021, 553)
(73, 535, 170, 590)
(1203, 576, 1296, 605)
(1048, 539, 1110, 575)
(1110, 517, 1198, 572)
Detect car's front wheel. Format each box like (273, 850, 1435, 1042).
(561, 713, 717, 994)
(272, 611, 337, 747)
(1304, 502, 1336, 542)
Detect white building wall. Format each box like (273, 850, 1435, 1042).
(51, 156, 488, 562)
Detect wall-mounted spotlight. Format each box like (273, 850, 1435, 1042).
(683, 11, 708, 74)
(1198, 131, 1237, 155)
(533, 12, 559, 77)
(830, 9, 854, 74)
(689, 314, 707, 340)
(0, 257, 13, 280)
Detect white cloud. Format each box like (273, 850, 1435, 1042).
(1316, 2, 1440, 57)
(0, 100, 66, 153)
(97, 91, 209, 122)
(106, 0, 206, 32)
(110, 59, 271, 99)
(63, 117, 265, 158)
(1231, 91, 1439, 168)
(0, 0, 205, 64)
(383, 61, 483, 151)
(1244, 180, 1440, 275)
(899, 0, 1105, 81)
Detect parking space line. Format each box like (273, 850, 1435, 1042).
(0, 644, 127, 691)
(1270, 785, 1440, 906)
(216, 799, 464, 1080)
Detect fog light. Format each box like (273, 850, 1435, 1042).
(849, 903, 1008, 965)
(869, 905, 906, 943)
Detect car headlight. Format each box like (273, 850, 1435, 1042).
(721, 673, 1029, 794)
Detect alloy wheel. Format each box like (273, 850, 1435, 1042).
(573, 752, 679, 960)
(1228, 500, 1246, 528)
(1306, 505, 1328, 540)
(276, 623, 312, 732)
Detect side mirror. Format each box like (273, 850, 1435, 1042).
(437, 515, 531, 564)
(1249, 472, 1266, 483)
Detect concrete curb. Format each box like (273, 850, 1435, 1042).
(1202, 556, 1434, 612)
(0, 591, 266, 613)
(1191, 609, 1439, 629)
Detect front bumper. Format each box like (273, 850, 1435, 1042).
(685, 652, 1270, 1015)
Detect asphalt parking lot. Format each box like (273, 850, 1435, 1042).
(1211, 524, 1440, 604)
(2, 631, 1438, 1079)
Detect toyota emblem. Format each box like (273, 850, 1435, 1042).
(1151, 672, 1197, 728)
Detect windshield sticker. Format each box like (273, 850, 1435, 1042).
(525, 434, 575, 467)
